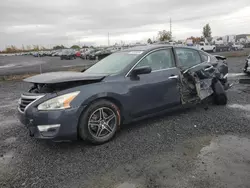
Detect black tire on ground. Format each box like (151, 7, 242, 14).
(214, 93, 227, 105)
(78, 99, 121, 144)
(212, 79, 228, 105)
(61, 57, 63, 60)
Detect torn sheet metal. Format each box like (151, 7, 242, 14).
(179, 70, 214, 104)
(197, 79, 214, 100)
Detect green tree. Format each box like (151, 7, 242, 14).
(147, 38, 153, 44)
(188, 36, 203, 44)
(53, 45, 65, 50)
(203, 24, 212, 38)
(70, 45, 80, 49)
(158, 30, 172, 41)
(33, 45, 39, 51)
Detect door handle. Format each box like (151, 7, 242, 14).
(204, 66, 213, 71)
(168, 75, 178, 79)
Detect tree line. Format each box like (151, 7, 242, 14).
(147, 23, 212, 44)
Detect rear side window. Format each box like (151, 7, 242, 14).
(199, 51, 209, 62)
(175, 48, 201, 69)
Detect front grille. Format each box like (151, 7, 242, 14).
(18, 95, 43, 112)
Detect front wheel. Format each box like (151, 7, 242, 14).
(78, 100, 121, 144)
(213, 48, 216, 53)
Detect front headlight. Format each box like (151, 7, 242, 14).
(38, 91, 80, 111)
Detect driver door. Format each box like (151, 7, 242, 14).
(127, 49, 181, 118)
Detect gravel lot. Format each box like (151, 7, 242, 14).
(0, 56, 250, 188)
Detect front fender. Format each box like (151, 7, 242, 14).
(81, 92, 125, 107)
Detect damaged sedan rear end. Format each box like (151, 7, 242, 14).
(18, 45, 229, 144)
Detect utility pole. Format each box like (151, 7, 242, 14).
(108, 32, 110, 46)
(170, 18, 172, 40)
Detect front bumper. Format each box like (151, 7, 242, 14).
(18, 106, 84, 140)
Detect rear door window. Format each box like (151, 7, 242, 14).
(175, 48, 202, 69)
(199, 51, 209, 62)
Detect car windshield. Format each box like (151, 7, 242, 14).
(84, 51, 142, 74)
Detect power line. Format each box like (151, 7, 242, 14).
(170, 18, 172, 39)
(108, 32, 110, 46)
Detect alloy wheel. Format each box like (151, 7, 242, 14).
(88, 107, 117, 138)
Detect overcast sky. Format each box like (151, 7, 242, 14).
(0, 0, 250, 49)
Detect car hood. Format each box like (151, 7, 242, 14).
(23, 71, 108, 84)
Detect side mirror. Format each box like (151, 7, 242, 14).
(130, 66, 152, 77)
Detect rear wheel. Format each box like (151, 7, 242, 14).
(78, 100, 121, 144)
(214, 93, 227, 105)
(212, 79, 228, 105)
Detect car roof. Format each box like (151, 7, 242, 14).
(120, 44, 199, 53)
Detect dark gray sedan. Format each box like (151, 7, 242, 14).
(18, 45, 229, 144)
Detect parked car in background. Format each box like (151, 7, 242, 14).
(244, 43, 250, 48)
(231, 43, 244, 51)
(244, 55, 250, 74)
(32, 52, 39, 57)
(197, 42, 216, 52)
(215, 44, 231, 52)
(52, 50, 63, 57)
(61, 49, 76, 60)
(38, 51, 46, 57)
(75, 51, 81, 57)
(80, 49, 97, 59)
(89, 49, 112, 60)
(18, 45, 229, 144)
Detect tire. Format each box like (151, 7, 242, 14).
(212, 79, 228, 105)
(61, 57, 63, 60)
(214, 93, 227, 105)
(78, 100, 121, 144)
(213, 48, 216, 53)
(201, 48, 204, 51)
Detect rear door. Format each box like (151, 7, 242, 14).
(174, 47, 215, 99)
(174, 47, 215, 75)
(127, 48, 181, 117)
